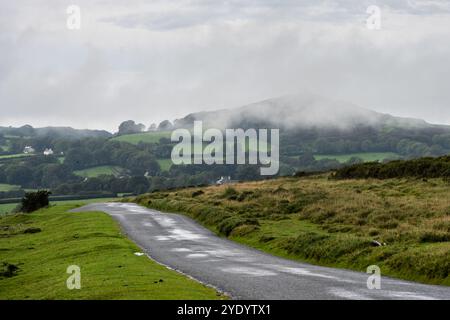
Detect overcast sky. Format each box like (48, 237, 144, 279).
(1, 0, 449, 132)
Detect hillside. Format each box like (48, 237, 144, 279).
(175, 93, 436, 130)
(174, 94, 450, 159)
(131, 174, 450, 286)
(0, 94, 449, 202)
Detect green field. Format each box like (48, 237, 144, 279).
(133, 175, 450, 286)
(156, 159, 173, 171)
(0, 153, 33, 160)
(112, 131, 268, 152)
(314, 152, 400, 163)
(74, 166, 124, 178)
(112, 131, 172, 145)
(0, 204, 222, 299)
(0, 203, 18, 215)
(0, 184, 21, 192)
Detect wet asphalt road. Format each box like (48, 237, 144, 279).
(72, 203, 450, 300)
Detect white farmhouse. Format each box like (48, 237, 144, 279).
(216, 176, 232, 185)
(43, 148, 54, 156)
(23, 146, 35, 154)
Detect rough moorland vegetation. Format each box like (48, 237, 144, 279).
(332, 156, 450, 180)
(131, 175, 450, 285)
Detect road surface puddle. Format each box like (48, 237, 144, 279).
(267, 265, 339, 280)
(220, 266, 277, 277)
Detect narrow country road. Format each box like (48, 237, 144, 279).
(72, 203, 450, 300)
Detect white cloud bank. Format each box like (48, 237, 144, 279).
(0, 0, 449, 131)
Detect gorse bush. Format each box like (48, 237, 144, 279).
(418, 231, 450, 243)
(285, 232, 372, 263)
(333, 156, 450, 180)
(218, 217, 260, 236)
(191, 190, 204, 198)
(221, 187, 238, 200)
(20, 190, 51, 213)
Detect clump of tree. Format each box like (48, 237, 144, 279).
(20, 190, 51, 213)
(158, 120, 173, 131)
(117, 120, 145, 136)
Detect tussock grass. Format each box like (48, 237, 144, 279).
(131, 175, 450, 285)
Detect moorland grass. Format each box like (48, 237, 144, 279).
(131, 175, 450, 285)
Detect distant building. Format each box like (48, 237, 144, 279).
(216, 176, 233, 185)
(23, 146, 35, 154)
(43, 148, 54, 156)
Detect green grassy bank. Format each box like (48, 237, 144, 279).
(0, 205, 222, 299)
(131, 175, 450, 286)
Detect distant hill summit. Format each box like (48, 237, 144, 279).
(172, 93, 450, 160)
(175, 93, 435, 131)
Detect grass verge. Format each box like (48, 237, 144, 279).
(0, 204, 223, 299)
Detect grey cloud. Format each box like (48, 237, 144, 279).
(100, 0, 360, 31)
(0, 0, 449, 131)
(100, 0, 450, 32)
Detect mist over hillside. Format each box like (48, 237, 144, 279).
(175, 93, 434, 131)
(1, 94, 445, 136)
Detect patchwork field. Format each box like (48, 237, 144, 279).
(0, 154, 32, 160)
(0, 204, 222, 299)
(132, 175, 450, 286)
(0, 204, 18, 215)
(74, 166, 125, 178)
(156, 159, 173, 171)
(0, 184, 21, 192)
(111, 131, 172, 145)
